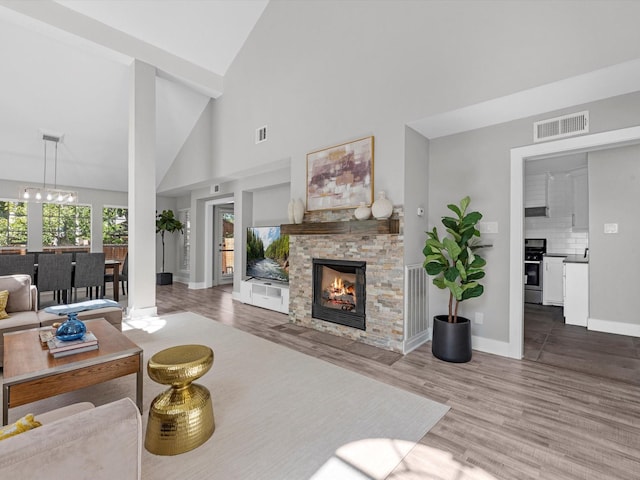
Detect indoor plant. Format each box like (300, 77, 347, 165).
(156, 209, 185, 285)
(422, 196, 486, 362)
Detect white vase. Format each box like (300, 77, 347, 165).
(287, 199, 295, 224)
(371, 191, 393, 219)
(293, 198, 305, 224)
(354, 202, 371, 220)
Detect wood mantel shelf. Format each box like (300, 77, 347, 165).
(281, 218, 399, 236)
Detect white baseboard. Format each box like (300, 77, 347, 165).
(126, 305, 158, 320)
(471, 335, 511, 357)
(188, 281, 210, 289)
(588, 317, 640, 338)
(403, 330, 430, 354)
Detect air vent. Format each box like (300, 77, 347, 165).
(533, 111, 589, 142)
(255, 125, 267, 144)
(213, 184, 220, 193)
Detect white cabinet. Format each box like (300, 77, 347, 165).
(524, 173, 548, 208)
(542, 256, 565, 306)
(571, 168, 589, 231)
(563, 262, 589, 327)
(240, 279, 289, 314)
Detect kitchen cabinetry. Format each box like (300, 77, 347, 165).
(542, 256, 565, 306)
(571, 168, 589, 231)
(564, 261, 589, 327)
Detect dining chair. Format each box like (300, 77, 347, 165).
(74, 252, 106, 302)
(104, 252, 128, 298)
(0, 254, 36, 281)
(36, 253, 73, 306)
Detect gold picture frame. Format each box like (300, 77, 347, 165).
(306, 136, 374, 211)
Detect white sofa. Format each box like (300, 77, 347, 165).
(0, 398, 142, 479)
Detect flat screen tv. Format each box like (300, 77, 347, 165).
(246, 226, 289, 283)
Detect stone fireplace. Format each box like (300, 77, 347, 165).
(287, 208, 405, 353)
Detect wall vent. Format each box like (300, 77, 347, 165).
(213, 184, 220, 193)
(255, 125, 267, 144)
(533, 111, 589, 142)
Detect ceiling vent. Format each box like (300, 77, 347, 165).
(533, 111, 589, 142)
(255, 125, 267, 144)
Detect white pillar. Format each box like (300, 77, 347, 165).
(128, 60, 157, 318)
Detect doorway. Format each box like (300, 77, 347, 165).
(216, 205, 234, 285)
(509, 125, 640, 359)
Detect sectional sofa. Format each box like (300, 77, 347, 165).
(0, 274, 123, 367)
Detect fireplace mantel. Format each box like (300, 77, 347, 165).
(281, 218, 399, 236)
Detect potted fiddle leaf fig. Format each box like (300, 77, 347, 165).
(423, 196, 486, 362)
(156, 209, 184, 285)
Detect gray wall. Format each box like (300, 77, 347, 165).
(403, 126, 429, 266)
(209, 1, 640, 207)
(588, 145, 640, 324)
(429, 91, 640, 343)
(252, 183, 290, 227)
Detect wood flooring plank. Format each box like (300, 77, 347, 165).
(151, 284, 640, 480)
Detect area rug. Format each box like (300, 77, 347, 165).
(2, 312, 449, 479)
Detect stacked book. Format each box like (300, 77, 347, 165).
(46, 332, 99, 358)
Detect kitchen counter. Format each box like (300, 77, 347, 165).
(563, 254, 589, 264)
(544, 253, 567, 258)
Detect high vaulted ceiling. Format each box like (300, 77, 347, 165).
(0, 0, 269, 195)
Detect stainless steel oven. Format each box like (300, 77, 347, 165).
(524, 238, 546, 304)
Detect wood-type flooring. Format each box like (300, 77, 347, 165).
(150, 284, 640, 479)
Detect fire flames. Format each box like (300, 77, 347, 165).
(324, 275, 356, 310)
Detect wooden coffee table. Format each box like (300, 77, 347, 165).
(2, 318, 143, 425)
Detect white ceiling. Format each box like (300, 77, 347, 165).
(0, 0, 269, 195)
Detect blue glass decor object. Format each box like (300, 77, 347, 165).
(56, 312, 87, 341)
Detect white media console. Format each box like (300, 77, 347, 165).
(240, 278, 289, 314)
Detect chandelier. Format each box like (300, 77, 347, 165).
(20, 134, 78, 204)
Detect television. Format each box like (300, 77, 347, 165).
(246, 226, 290, 283)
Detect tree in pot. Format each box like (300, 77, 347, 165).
(156, 209, 184, 285)
(422, 196, 486, 362)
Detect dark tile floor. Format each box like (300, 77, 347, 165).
(524, 303, 640, 386)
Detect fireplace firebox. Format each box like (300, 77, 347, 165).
(312, 258, 366, 330)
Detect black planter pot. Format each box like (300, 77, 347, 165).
(432, 315, 472, 363)
(156, 272, 173, 285)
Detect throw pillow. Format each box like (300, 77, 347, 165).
(0, 290, 9, 320)
(0, 414, 42, 440)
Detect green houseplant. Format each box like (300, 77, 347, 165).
(422, 196, 486, 362)
(156, 209, 185, 285)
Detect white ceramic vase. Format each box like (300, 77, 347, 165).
(371, 191, 393, 219)
(293, 198, 305, 224)
(354, 202, 371, 220)
(287, 199, 295, 224)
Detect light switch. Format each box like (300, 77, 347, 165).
(478, 221, 498, 234)
(604, 223, 618, 234)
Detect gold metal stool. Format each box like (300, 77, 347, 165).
(144, 344, 215, 455)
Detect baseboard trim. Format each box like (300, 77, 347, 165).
(588, 317, 640, 338)
(188, 282, 209, 289)
(126, 305, 158, 320)
(403, 330, 430, 354)
(472, 335, 511, 357)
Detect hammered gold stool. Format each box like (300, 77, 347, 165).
(144, 344, 215, 455)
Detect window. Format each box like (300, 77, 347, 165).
(179, 209, 190, 271)
(103, 207, 128, 244)
(42, 203, 91, 247)
(0, 200, 27, 247)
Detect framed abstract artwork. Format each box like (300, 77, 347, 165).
(306, 136, 374, 211)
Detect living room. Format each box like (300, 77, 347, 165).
(2, 2, 640, 479)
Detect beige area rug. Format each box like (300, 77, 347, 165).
(2, 312, 449, 479)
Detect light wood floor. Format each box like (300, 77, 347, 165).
(153, 283, 640, 479)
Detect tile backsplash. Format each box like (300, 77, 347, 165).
(525, 215, 589, 255)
